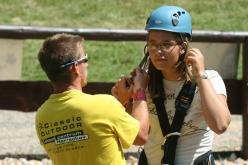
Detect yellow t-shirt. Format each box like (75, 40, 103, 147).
(35, 90, 140, 165)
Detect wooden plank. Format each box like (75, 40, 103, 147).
(0, 25, 248, 42)
(225, 79, 242, 114)
(0, 80, 241, 113)
(0, 81, 114, 112)
(242, 39, 248, 159)
(0, 81, 52, 112)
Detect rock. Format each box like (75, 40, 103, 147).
(228, 153, 237, 161)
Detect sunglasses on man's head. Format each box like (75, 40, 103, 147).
(60, 54, 88, 68)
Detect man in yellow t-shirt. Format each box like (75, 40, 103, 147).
(35, 33, 149, 165)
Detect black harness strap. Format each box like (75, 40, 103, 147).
(153, 81, 196, 165)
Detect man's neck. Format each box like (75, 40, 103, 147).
(52, 82, 82, 94)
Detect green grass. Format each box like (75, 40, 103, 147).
(1, 0, 248, 81)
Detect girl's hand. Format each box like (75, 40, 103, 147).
(184, 48, 205, 82)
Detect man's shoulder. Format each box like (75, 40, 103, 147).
(92, 94, 117, 101)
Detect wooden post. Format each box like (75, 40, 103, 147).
(242, 38, 248, 159)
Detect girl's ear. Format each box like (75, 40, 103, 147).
(180, 42, 187, 55)
(180, 48, 185, 55)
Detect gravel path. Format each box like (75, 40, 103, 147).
(0, 110, 247, 164)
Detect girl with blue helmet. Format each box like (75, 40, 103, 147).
(112, 5, 231, 165)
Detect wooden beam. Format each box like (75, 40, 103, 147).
(0, 80, 242, 113)
(242, 39, 248, 159)
(0, 25, 248, 43)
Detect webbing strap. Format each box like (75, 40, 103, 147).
(153, 81, 196, 165)
(153, 96, 171, 135)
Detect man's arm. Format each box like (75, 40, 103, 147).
(112, 69, 149, 145)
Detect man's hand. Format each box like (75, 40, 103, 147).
(111, 76, 133, 106)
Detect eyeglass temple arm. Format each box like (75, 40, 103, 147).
(138, 52, 149, 72)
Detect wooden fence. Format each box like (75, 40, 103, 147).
(0, 25, 248, 159)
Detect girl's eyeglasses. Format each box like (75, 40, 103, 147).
(148, 42, 178, 53)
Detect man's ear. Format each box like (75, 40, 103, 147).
(71, 64, 80, 75)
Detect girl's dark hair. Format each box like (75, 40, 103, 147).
(148, 62, 165, 99)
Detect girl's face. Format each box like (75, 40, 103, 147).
(147, 30, 183, 72)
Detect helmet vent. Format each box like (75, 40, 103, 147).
(172, 13, 179, 26)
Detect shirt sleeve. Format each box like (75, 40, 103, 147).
(207, 70, 227, 97)
(108, 96, 140, 149)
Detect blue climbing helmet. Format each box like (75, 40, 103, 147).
(145, 6, 192, 39)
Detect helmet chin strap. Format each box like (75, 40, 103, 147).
(175, 48, 187, 75)
(179, 33, 185, 42)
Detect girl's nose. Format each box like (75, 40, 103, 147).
(157, 49, 162, 54)
(157, 49, 166, 59)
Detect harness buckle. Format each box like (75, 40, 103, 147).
(161, 132, 181, 149)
